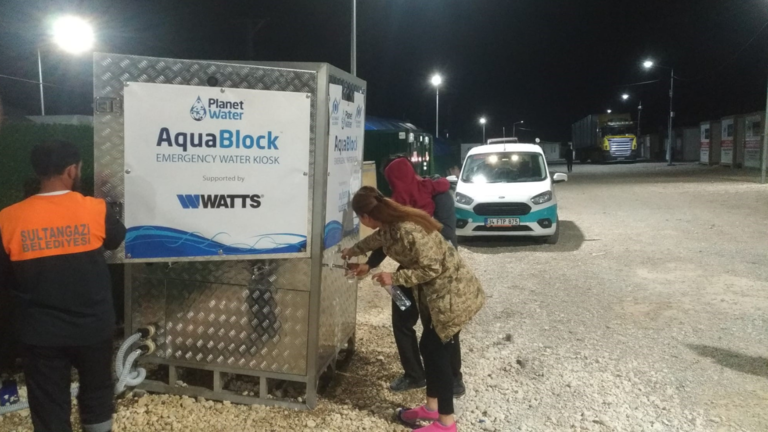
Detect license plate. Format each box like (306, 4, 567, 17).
(485, 218, 519, 227)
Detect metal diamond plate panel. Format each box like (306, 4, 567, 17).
(132, 259, 311, 292)
(93, 53, 317, 263)
(316, 234, 359, 374)
(131, 264, 309, 374)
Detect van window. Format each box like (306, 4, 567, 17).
(461, 152, 547, 183)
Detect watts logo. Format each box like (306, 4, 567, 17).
(190, 96, 245, 121)
(177, 194, 262, 209)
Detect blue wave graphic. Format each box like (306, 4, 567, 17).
(324, 221, 343, 249)
(126, 226, 306, 259)
(323, 220, 361, 249)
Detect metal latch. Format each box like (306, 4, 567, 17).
(94, 97, 123, 113)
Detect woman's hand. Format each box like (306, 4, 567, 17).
(348, 263, 370, 277)
(340, 248, 355, 260)
(372, 272, 393, 286)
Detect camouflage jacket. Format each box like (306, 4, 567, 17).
(350, 221, 485, 342)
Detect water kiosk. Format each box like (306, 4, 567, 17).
(93, 53, 366, 408)
(720, 116, 736, 167)
(743, 112, 765, 169)
(699, 122, 711, 165)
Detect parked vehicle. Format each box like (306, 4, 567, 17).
(448, 143, 567, 243)
(572, 113, 638, 163)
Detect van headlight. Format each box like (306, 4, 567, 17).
(531, 191, 552, 205)
(455, 192, 474, 206)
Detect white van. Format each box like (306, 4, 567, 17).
(448, 143, 567, 244)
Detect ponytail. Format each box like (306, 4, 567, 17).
(352, 186, 442, 234)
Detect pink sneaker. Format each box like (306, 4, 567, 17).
(415, 421, 458, 431)
(397, 405, 439, 425)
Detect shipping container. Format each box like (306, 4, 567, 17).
(364, 116, 434, 196)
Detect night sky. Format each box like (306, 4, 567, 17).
(1, 0, 767, 142)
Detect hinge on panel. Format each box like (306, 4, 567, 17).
(94, 97, 123, 113)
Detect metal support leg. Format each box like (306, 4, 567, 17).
(168, 366, 177, 386)
(213, 371, 221, 392)
(259, 376, 268, 399)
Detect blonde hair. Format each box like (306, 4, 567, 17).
(352, 186, 442, 234)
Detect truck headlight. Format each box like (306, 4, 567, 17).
(632, 138, 637, 150)
(531, 191, 552, 205)
(455, 192, 474, 206)
(603, 138, 610, 151)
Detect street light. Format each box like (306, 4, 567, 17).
(479, 117, 487, 143)
(512, 120, 524, 138)
(52, 16, 94, 54)
(607, 109, 612, 114)
(643, 58, 675, 166)
(36, 16, 95, 115)
(431, 74, 442, 138)
(622, 93, 629, 101)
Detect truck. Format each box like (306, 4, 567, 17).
(571, 113, 638, 163)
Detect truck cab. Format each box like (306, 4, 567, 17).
(572, 113, 639, 163)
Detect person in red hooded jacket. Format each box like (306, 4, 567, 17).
(353, 157, 465, 396)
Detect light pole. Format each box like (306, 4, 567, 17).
(512, 120, 524, 138)
(643, 59, 675, 166)
(479, 117, 487, 143)
(431, 74, 442, 138)
(37, 16, 95, 116)
(762, 69, 768, 183)
(351, 0, 357, 76)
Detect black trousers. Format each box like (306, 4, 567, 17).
(566, 160, 573, 172)
(392, 286, 461, 382)
(22, 339, 114, 432)
(420, 313, 458, 415)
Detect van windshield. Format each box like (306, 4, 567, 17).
(461, 152, 547, 183)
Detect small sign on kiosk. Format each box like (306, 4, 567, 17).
(720, 117, 735, 166)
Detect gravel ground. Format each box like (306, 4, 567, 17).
(2, 162, 768, 431)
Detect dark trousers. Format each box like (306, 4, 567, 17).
(23, 339, 114, 432)
(566, 159, 573, 172)
(392, 286, 461, 382)
(420, 313, 458, 415)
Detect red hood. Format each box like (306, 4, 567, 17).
(384, 158, 449, 216)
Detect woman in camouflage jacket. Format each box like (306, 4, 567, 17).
(343, 186, 485, 432)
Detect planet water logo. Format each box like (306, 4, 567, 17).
(330, 98, 341, 127)
(190, 96, 207, 121)
(354, 104, 364, 128)
(189, 96, 245, 121)
(341, 110, 353, 130)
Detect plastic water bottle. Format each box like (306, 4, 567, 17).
(384, 285, 412, 311)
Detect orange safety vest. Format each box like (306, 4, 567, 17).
(0, 192, 107, 262)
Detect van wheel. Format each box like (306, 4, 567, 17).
(543, 220, 560, 245)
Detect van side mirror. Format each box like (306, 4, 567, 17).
(552, 173, 568, 183)
(446, 175, 458, 184)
